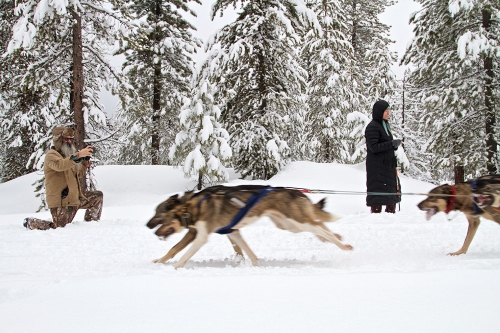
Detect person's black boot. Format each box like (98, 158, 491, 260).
(385, 204, 396, 214)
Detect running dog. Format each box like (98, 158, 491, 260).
(147, 186, 353, 269)
(418, 180, 500, 256)
(146, 185, 269, 260)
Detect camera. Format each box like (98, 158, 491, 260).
(83, 144, 93, 161)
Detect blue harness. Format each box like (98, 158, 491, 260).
(471, 180, 482, 215)
(216, 187, 275, 234)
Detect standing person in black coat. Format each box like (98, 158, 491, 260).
(365, 100, 401, 213)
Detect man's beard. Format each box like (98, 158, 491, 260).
(60, 142, 84, 173)
(60, 142, 77, 158)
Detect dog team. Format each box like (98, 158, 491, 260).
(147, 175, 500, 269)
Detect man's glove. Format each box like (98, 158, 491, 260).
(70, 154, 84, 163)
(392, 139, 402, 149)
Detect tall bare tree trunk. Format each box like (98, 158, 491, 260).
(452, 128, 464, 184)
(325, 140, 330, 162)
(258, 49, 269, 179)
(197, 171, 202, 190)
(454, 165, 464, 184)
(401, 73, 406, 150)
(72, 10, 86, 191)
(483, 9, 497, 174)
(151, 0, 162, 165)
(351, 0, 358, 55)
(152, 63, 161, 165)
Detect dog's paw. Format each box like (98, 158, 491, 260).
(333, 233, 343, 241)
(447, 250, 465, 256)
(342, 244, 354, 251)
(153, 258, 165, 264)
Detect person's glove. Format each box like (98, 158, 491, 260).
(392, 139, 402, 149)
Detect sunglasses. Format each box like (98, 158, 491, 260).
(62, 136, 75, 142)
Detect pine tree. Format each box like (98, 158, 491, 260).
(402, 1, 500, 182)
(114, 0, 201, 165)
(3, 0, 122, 208)
(347, 0, 397, 155)
(0, 0, 55, 182)
(302, 0, 359, 163)
(340, 0, 396, 106)
(302, 0, 396, 164)
(170, 68, 232, 190)
(389, 69, 428, 180)
(207, 0, 318, 180)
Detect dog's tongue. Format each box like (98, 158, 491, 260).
(476, 195, 491, 207)
(425, 208, 436, 221)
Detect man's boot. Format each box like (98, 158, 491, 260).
(370, 205, 382, 213)
(23, 217, 54, 230)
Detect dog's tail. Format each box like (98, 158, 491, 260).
(315, 198, 327, 210)
(314, 197, 341, 222)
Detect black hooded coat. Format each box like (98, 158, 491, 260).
(365, 100, 399, 206)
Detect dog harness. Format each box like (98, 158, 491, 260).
(471, 180, 484, 215)
(216, 187, 275, 234)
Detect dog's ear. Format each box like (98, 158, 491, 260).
(433, 184, 449, 193)
(156, 194, 180, 213)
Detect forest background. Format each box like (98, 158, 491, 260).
(1, 0, 499, 210)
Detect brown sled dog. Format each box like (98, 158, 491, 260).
(146, 185, 267, 261)
(147, 186, 353, 269)
(418, 179, 500, 256)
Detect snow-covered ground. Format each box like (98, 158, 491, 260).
(1, 162, 500, 333)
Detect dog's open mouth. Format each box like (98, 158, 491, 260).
(474, 194, 494, 208)
(423, 207, 437, 221)
(157, 227, 175, 240)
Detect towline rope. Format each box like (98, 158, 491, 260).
(285, 187, 472, 198)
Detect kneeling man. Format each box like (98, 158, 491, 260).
(24, 126, 103, 230)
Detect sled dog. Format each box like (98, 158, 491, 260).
(418, 179, 500, 255)
(147, 185, 353, 269)
(146, 185, 268, 260)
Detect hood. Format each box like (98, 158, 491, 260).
(372, 100, 390, 122)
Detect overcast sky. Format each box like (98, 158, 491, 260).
(100, 0, 422, 116)
(380, 0, 422, 77)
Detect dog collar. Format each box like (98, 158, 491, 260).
(179, 213, 191, 227)
(445, 185, 456, 214)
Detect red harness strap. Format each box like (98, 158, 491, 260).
(445, 185, 456, 214)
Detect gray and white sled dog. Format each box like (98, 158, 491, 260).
(146, 185, 353, 269)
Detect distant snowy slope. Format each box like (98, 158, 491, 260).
(0, 172, 43, 215)
(0, 162, 434, 216)
(0, 165, 195, 215)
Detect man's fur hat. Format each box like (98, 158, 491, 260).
(52, 126, 74, 151)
